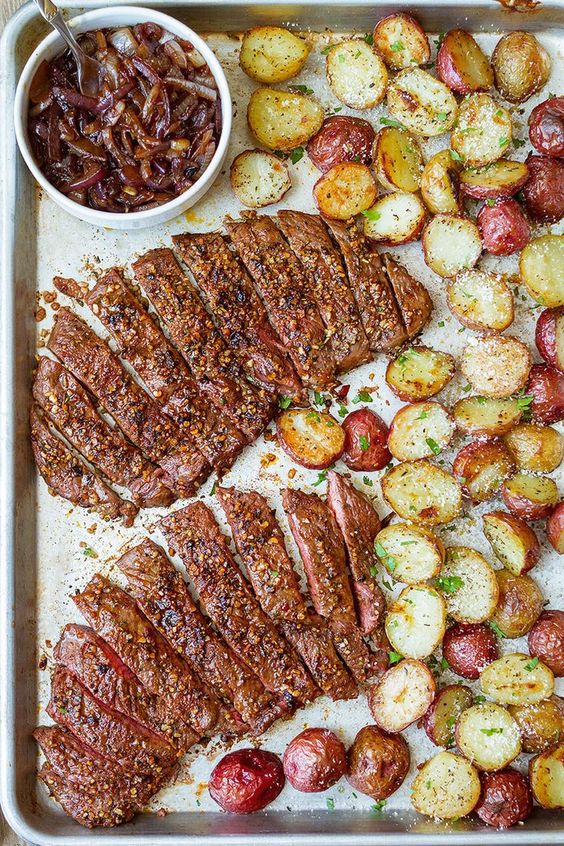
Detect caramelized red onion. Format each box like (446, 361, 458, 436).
(27, 23, 220, 212)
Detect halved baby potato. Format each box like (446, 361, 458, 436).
(411, 752, 481, 820)
(483, 510, 541, 576)
(326, 40, 388, 109)
(529, 745, 564, 810)
(387, 68, 457, 137)
(453, 396, 522, 437)
(386, 346, 455, 401)
(460, 335, 532, 398)
(362, 192, 426, 245)
(239, 26, 310, 83)
(503, 423, 563, 473)
(420, 149, 462, 215)
(455, 703, 522, 771)
(439, 546, 499, 624)
(247, 88, 324, 151)
(385, 584, 446, 658)
(313, 162, 377, 220)
(382, 460, 462, 526)
(277, 408, 345, 469)
(423, 684, 474, 748)
(502, 473, 559, 521)
(436, 29, 493, 94)
(373, 127, 423, 193)
(520, 235, 564, 309)
(451, 94, 512, 168)
(492, 569, 544, 639)
(452, 439, 516, 503)
(447, 269, 513, 333)
(492, 31, 551, 104)
(368, 659, 436, 733)
(480, 653, 555, 706)
(375, 523, 445, 584)
(373, 13, 430, 70)
(388, 401, 454, 462)
(460, 159, 529, 200)
(422, 214, 482, 278)
(230, 149, 291, 208)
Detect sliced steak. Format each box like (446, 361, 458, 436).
(172, 232, 305, 403)
(33, 357, 174, 508)
(225, 214, 336, 389)
(159, 503, 319, 708)
(73, 573, 219, 736)
(132, 248, 272, 440)
(217, 486, 357, 701)
(86, 269, 246, 473)
(382, 253, 433, 338)
(117, 540, 283, 735)
(326, 471, 385, 635)
(282, 488, 386, 682)
(47, 667, 177, 775)
(276, 211, 371, 373)
(54, 623, 195, 751)
(324, 218, 407, 352)
(30, 405, 137, 526)
(48, 308, 208, 497)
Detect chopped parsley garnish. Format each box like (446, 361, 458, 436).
(462, 383, 472, 392)
(450, 149, 464, 163)
(435, 575, 463, 594)
(486, 198, 496, 206)
(437, 112, 448, 122)
(498, 136, 509, 147)
(314, 390, 326, 407)
(82, 547, 96, 558)
(326, 797, 335, 810)
(362, 207, 381, 221)
(516, 390, 534, 420)
(338, 404, 348, 418)
(372, 800, 386, 812)
(290, 146, 304, 164)
(363, 476, 373, 487)
(417, 411, 429, 420)
(438, 320, 445, 328)
(513, 137, 526, 148)
(388, 651, 403, 665)
(379, 117, 405, 129)
(312, 470, 328, 487)
(390, 40, 404, 52)
(524, 657, 539, 671)
(480, 727, 504, 736)
(290, 84, 313, 95)
(489, 620, 506, 638)
(374, 542, 397, 573)
(338, 53, 346, 63)
(321, 45, 331, 55)
(426, 437, 441, 455)
(210, 480, 217, 495)
(279, 395, 292, 409)
(369, 564, 378, 578)
(364, 33, 374, 45)
(359, 434, 370, 451)
(353, 390, 373, 403)
(474, 695, 486, 704)
(433, 33, 445, 49)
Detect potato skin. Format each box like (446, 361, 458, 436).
(436, 29, 493, 94)
(423, 683, 474, 747)
(346, 725, 410, 800)
(442, 622, 498, 679)
(527, 364, 564, 425)
(492, 31, 551, 103)
(307, 116, 375, 173)
(342, 408, 391, 472)
(209, 749, 284, 813)
(482, 510, 541, 575)
(529, 744, 564, 809)
(492, 570, 544, 639)
(528, 610, 564, 677)
(502, 473, 559, 521)
(536, 307, 564, 373)
(522, 155, 564, 223)
(547, 502, 564, 554)
(477, 200, 530, 257)
(529, 97, 564, 158)
(475, 769, 533, 828)
(283, 728, 347, 792)
(509, 696, 564, 753)
(452, 439, 515, 503)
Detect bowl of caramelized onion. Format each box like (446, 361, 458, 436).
(14, 6, 232, 228)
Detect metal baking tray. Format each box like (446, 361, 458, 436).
(1, 1, 563, 843)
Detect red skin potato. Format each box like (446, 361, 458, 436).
(528, 610, 564, 677)
(535, 307, 564, 373)
(436, 29, 493, 94)
(342, 408, 391, 472)
(442, 622, 498, 679)
(283, 728, 347, 792)
(452, 439, 515, 502)
(546, 501, 564, 554)
(483, 510, 541, 574)
(209, 749, 285, 813)
(423, 683, 474, 747)
(529, 97, 564, 158)
(346, 725, 410, 800)
(460, 164, 529, 200)
(306, 116, 375, 173)
(522, 155, 564, 223)
(527, 364, 564, 425)
(501, 476, 559, 521)
(475, 769, 533, 828)
(477, 199, 530, 256)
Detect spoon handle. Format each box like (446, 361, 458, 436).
(34, 0, 79, 56)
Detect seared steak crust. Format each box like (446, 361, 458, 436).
(382, 253, 433, 338)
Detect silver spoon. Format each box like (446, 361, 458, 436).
(33, 0, 104, 97)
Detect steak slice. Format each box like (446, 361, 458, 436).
(73, 573, 219, 736)
(48, 308, 208, 497)
(54, 623, 195, 751)
(34, 726, 168, 828)
(30, 405, 137, 527)
(276, 211, 371, 373)
(86, 269, 246, 473)
(381, 253, 433, 338)
(47, 667, 177, 775)
(132, 248, 272, 440)
(172, 232, 305, 403)
(33, 358, 175, 508)
(324, 218, 407, 352)
(217, 486, 357, 701)
(282, 488, 386, 682)
(225, 214, 336, 389)
(326, 471, 385, 635)
(117, 540, 283, 735)
(159, 503, 319, 708)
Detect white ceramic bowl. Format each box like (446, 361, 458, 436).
(14, 6, 232, 229)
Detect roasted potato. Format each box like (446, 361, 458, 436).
(529, 744, 564, 809)
(475, 769, 533, 828)
(456, 702, 522, 771)
(373, 13, 430, 70)
(362, 191, 427, 246)
(447, 269, 513, 332)
(381, 460, 462, 526)
(529, 97, 564, 158)
(326, 41, 388, 110)
(520, 235, 564, 309)
(547, 502, 564, 554)
(386, 346, 455, 401)
(522, 155, 564, 223)
(477, 199, 531, 257)
(283, 728, 347, 792)
(388, 401, 454, 462)
(528, 611, 564, 677)
(527, 364, 564, 425)
(209, 748, 284, 813)
(460, 159, 529, 200)
(385, 584, 446, 658)
(423, 684, 474, 747)
(420, 149, 462, 215)
(422, 214, 482, 278)
(482, 510, 541, 576)
(436, 29, 493, 94)
(368, 658, 436, 733)
(347, 725, 410, 800)
(277, 408, 345, 469)
(313, 162, 378, 220)
(451, 95, 512, 168)
(247, 88, 324, 152)
(480, 653, 555, 706)
(373, 127, 423, 193)
(341, 408, 390, 472)
(442, 622, 499, 679)
(453, 396, 522, 437)
(374, 523, 444, 584)
(536, 307, 564, 373)
(504, 423, 563, 473)
(492, 569, 544, 639)
(460, 335, 531, 399)
(230, 150, 291, 208)
(502, 472, 559, 521)
(306, 115, 375, 173)
(509, 697, 564, 753)
(492, 31, 551, 103)
(453, 439, 515, 503)
(439, 546, 499, 624)
(411, 752, 481, 820)
(239, 26, 309, 83)
(386, 68, 457, 137)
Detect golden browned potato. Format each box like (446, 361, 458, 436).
(374, 126, 423, 193)
(503, 423, 563, 473)
(482, 510, 541, 576)
(492, 31, 551, 103)
(509, 697, 564, 753)
(520, 235, 564, 309)
(451, 94, 512, 168)
(247, 88, 324, 152)
(373, 13, 430, 70)
(529, 744, 564, 809)
(420, 149, 462, 215)
(326, 40, 388, 109)
(411, 752, 481, 819)
(239, 26, 310, 83)
(387, 68, 457, 136)
(230, 150, 291, 208)
(492, 569, 544, 639)
(460, 335, 531, 399)
(447, 270, 514, 333)
(386, 346, 455, 402)
(347, 725, 410, 800)
(313, 163, 377, 220)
